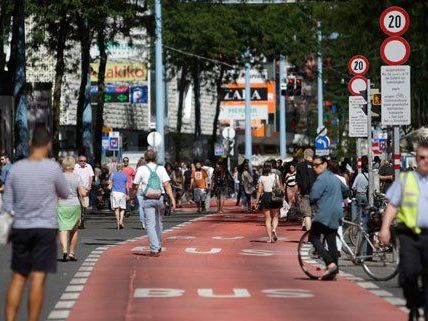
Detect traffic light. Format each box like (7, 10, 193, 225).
(295, 79, 302, 96)
(287, 78, 295, 97)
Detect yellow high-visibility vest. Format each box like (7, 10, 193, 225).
(397, 172, 421, 234)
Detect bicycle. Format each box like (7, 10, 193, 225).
(298, 218, 399, 281)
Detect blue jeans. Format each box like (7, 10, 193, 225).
(137, 195, 145, 224)
(141, 197, 165, 252)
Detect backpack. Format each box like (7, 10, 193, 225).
(143, 165, 163, 199)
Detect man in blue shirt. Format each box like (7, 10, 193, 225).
(109, 164, 129, 229)
(309, 156, 349, 280)
(380, 140, 428, 321)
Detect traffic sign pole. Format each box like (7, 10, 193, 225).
(279, 54, 287, 158)
(393, 126, 401, 180)
(245, 57, 252, 166)
(317, 21, 324, 130)
(367, 79, 374, 207)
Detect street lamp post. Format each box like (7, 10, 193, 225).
(279, 55, 287, 158)
(317, 20, 323, 130)
(244, 55, 252, 164)
(155, 0, 165, 164)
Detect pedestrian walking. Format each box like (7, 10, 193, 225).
(135, 156, 146, 229)
(241, 163, 255, 212)
(378, 159, 394, 193)
(58, 156, 86, 262)
(254, 162, 283, 243)
(132, 150, 176, 256)
(191, 161, 209, 213)
(283, 163, 298, 207)
(211, 160, 233, 214)
(171, 167, 184, 208)
(203, 160, 214, 210)
(380, 140, 428, 321)
(2, 127, 69, 321)
(73, 155, 94, 229)
(0, 154, 12, 210)
(309, 157, 348, 280)
(110, 164, 129, 229)
(296, 148, 316, 231)
(122, 157, 136, 213)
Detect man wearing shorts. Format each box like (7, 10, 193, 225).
(296, 148, 316, 231)
(73, 155, 94, 228)
(2, 127, 69, 321)
(110, 164, 128, 229)
(191, 161, 209, 213)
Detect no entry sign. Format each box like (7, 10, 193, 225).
(348, 55, 369, 76)
(379, 6, 410, 36)
(348, 76, 367, 96)
(380, 36, 410, 65)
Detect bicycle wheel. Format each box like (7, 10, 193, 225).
(346, 224, 360, 247)
(361, 232, 399, 281)
(297, 230, 326, 279)
(342, 225, 363, 260)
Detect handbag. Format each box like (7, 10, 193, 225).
(0, 212, 14, 245)
(271, 174, 285, 203)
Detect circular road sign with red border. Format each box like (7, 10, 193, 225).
(380, 6, 410, 36)
(348, 75, 367, 96)
(348, 55, 370, 76)
(380, 36, 411, 65)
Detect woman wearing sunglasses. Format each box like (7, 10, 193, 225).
(309, 156, 349, 280)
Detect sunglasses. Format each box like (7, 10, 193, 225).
(313, 162, 324, 168)
(79, 160, 87, 163)
(417, 155, 428, 161)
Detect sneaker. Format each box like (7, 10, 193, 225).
(272, 230, 278, 242)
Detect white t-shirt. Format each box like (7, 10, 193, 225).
(203, 166, 214, 180)
(73, 163, 95, 188)
(258, 173, 279, 192)
(133, 163, 170, 193)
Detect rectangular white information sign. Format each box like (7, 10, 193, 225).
(349, 96, 368, 137)
(219, 105, 268, 121)
(381, 65, 411, 126)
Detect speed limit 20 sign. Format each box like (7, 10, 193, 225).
(348, 55, 369, 76)
(379, 6, 410, 36)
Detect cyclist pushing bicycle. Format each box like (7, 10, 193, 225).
(309, 156, 349, 280)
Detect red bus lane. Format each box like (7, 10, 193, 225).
(67, 213, 405, 321)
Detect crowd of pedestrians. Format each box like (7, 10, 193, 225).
(1, 126, 427, 321)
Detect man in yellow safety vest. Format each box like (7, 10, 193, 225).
(380, 140, 428, 321)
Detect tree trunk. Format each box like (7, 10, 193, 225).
(75, 18, 91, 154)
(93, 27, 107, 164)
(7, 0, 19, 78)
(209, 65, 225, 160)
(192, 62, 201, 139)
(174, 65, 189, 162)
(51, 13, 68, 157)
(0, 2, 11, 72)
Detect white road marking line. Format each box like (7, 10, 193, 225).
(60, 292, 80, 300)
(78, 266, 94, 272)
(369, 290, 393, 297)
(65, 285, 84, 292)
(48, 310, 70, 319)
(356, 282, 379, 289)
(55, 301, 76, 309)
(84, 258, 98, 262)
(70, 278, 87, 285)
(384, 297, 407, 306)
(74, 272, 91, 277)
(96, 246, 109, 250)
(80, 262, 96, 266)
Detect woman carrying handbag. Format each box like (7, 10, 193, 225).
(255, 162, 284, 243)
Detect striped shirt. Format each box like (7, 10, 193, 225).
(2, 159, 69, 229)
(285, 173, 296, 188)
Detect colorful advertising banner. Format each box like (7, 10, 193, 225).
(91, 62, 148, 83)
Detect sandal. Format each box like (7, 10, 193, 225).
(68, 253, 77, 262)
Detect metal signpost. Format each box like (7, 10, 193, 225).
(279, 55, 287, 158)
(379, 6, 411, 180)
(348, 55, 370, 175)
(244, 59, 252, 165)
(155, 0, 165, 164)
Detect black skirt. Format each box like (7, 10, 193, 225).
(259, 192, 282, 210)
